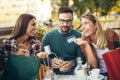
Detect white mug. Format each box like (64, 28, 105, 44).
(89, 69, 100, 79)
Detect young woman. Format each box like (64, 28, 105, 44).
(0, 14, 48, 77)
(74, 12, 119, 77)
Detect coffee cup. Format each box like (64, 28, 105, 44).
(89, 69, 100, 79)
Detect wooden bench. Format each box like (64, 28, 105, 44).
(0, 27, 13, 44)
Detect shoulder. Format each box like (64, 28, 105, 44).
(105, 28, 119, 42)
(2, 37, 16, 45)
(46, 29, 57, 34)
(105, 28, 115, 33)
(105, 28, 118, 37)
(44, 29, 58, 37)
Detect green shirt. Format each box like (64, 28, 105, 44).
(42, 28, 86, 74)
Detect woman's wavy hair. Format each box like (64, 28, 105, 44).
(10, 13, 36, 39)
(80, 12, 107, 49)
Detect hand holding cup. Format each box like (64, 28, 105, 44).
(17, 44, 29, 56)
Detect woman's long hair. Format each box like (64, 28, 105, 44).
(10, 13, 36, 39)
(81, 12, 107, 49)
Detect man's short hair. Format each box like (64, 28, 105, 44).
(58, 7, 73, 15)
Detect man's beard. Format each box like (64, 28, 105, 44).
(61, 26, 70, 34)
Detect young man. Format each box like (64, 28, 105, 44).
(42, 7, 86, 75)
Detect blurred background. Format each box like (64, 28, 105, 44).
(0, 0, 120, 41)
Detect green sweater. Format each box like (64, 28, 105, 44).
(42, 29, 86, 74)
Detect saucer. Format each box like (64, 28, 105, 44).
(98, 75, 104, 79)
(87, 74, 104, 80)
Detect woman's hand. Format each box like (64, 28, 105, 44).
(74, 38, 88, 46)
(36, 52, 48, 58)
(17, 49, 29, 56)
(17, 44, 29, 56)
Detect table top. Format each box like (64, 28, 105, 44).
(43, 74, 105, 80)
(55, 75, 78, 80)
(43, 75, 87, 80)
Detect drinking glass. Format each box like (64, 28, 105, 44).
(43, 67, 56, 80)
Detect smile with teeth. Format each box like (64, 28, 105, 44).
(32, 30, 36, 33)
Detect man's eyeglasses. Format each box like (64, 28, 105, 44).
(59, 19, 72, 24)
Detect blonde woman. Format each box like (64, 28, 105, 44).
(74, 12, 119, 78)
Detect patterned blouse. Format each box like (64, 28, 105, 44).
(0, 37, 41, 70)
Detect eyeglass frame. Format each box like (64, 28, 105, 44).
(59, 19, 73, 24)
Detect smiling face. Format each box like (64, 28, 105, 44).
(25, 18, 36, 37)
(80, 17, 97, 37)
(58, 13, 73, 34)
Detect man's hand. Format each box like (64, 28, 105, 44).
(60, 61, 73, 72)
(52, 58, 62, 69)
